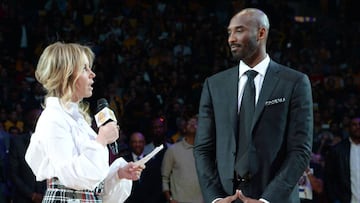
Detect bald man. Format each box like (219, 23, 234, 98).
(194, 8, 313, 203)
(124, 132, 146, 203)
(128, 132, 146, 161)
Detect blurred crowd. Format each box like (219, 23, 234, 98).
(0, 0, 359, 202)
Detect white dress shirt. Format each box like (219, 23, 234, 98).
(25, 97, 132, 202)
(350, 138, 360, 203)
(132, 152, 143, 161)
(237, 55, 270, 112)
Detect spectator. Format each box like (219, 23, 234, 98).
(169, 116, 187, 143)
(324, 116, 360, 203)
(124, 132, 146, 203)
(141, 116, 171, 203)
(144, 116, 172, 154)
(161, 114, 204, 203)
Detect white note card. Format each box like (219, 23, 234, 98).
(135, 144, 164, 165)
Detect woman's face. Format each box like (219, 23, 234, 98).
(73, 53, 95, 102)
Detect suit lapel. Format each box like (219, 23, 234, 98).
(251, 61, 280, 130)
(224, 67, 240, 137)
(344, 140, 351, 181)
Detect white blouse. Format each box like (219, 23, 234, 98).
(25, 97, 131, 202)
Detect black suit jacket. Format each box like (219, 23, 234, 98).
(123, 153, 145, 203)
(8, 133, 46, 203)
(194, 60, 313, 203)
(324, 138, 351, 203)
(123, 149, 167, 203)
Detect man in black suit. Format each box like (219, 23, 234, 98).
(194, 8, 313, 203)
(124, 119, 168, 203)
(124, 132, 146, 203)
(8, 109, 46, 203)
(324, 116, 360, 203)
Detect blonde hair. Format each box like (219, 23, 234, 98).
(35, 42, 95, 123)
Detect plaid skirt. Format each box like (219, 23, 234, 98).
(42, 178, 103, 203)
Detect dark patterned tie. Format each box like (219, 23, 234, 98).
(236, 70, 258, 176)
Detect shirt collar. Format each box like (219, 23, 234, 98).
(65, 102, 82, 121)
(46, 97, 82, 121)
(181, 138, 194, 149)
(349, 137, 360, 146)
(238, 54, 270, 78)
(132, 152, 144, 160)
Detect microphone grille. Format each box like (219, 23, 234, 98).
(97, 98, 109, 111)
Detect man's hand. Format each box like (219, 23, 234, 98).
(214, 190, 267, 203)
(237, 190, 264, 203)
(215, 191, 239, 203)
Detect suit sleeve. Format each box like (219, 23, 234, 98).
(194, 78, 228, 203)
(262, 74, 313, 201)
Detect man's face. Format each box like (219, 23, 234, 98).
(350, 118, 360, 140)
(152, 118, 166, 139)
(227, 13, 259, 61)
(186, 118, 198, 135)
(130, 133, 145, 155)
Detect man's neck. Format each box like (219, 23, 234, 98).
(153, 139, 165, 146)
(351, 137, 360, 145)
(184, 135, 195, 145)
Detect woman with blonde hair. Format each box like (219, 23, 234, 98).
(25, 42, 144, 202)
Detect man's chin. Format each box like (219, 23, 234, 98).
(231, 54, 241, 61)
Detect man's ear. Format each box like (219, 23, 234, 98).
(258, 27, 267, 41)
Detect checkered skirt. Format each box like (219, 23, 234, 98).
(43, 178, 103, 203)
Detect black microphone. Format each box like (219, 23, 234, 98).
(94, 98, 119, 155)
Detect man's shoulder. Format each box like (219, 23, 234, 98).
(174, 140, 187, 147)
(207, 66, 238, 82)
(167, 141, 182, 151)
(211, 66, 238, 77)
(333, 138, 350, 150)
(327, 138, 350, 159)
(269, 60, 309, 84)
(164, 142, 187, 160)
(270, 60, 307, 77)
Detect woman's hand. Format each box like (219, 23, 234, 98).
(96, 121, 119, 146)
(117, 162, 145, 180)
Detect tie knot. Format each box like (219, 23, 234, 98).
(245, 70, 258, 80)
